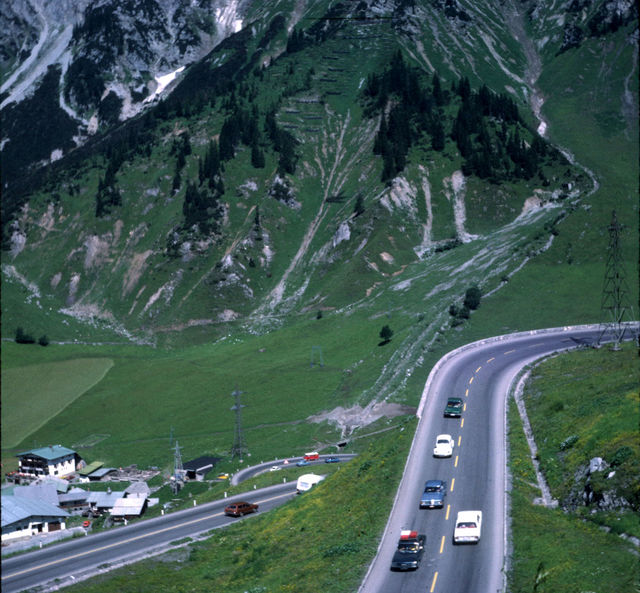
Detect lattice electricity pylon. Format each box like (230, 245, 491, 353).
(597, 210, 635, 350)
(230, 387, 248, 460)
(310, 345, 324, 367)
(173, 440, 184, 481)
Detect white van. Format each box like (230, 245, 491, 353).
(296, 473, 325, 493)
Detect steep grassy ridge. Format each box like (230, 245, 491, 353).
(508, 342, 639, 592)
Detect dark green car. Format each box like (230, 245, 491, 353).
(444, 397, 463, 418)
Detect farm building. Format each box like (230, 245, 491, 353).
(86, 489, 126, 514)
(110, 496, 147, 520)
(183, 456, 220, 481)
(77, 461, 104, 478)
(79, 467, 117, 482)
(16, 445, 79, 478)
(1, 496, 69, 542)
(57, 488, 90, 511)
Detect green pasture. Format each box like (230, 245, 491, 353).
(1, 357, 114, 449)
(0, 309, 404, 470)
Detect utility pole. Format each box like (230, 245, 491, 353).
(170, 440, 184, 494)
(597, 210, 635, 350)
(230, 387, 248, 461)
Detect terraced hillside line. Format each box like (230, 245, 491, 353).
(264, 110, 372, 310)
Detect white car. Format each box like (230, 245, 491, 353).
(269, 465, 281, 472)
(453, 510, 482, 544)
(433, 434, 454, 457)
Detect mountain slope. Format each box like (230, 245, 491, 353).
(1, 0, 637, 355)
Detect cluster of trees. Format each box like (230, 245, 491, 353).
(170, 132, 192, 194)
(449, 286, 482, 325)
(182, 181, 224, 235)
(15, 327, 49, 346)
(364, 52, 557, 184)
(95, 148, 124, 217)
(365, 52, 450, 182)
(265, 109, 298, 174)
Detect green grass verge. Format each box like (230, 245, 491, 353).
(523, 342, 639, 521)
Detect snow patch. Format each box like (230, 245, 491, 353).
(144, 66, 185, 104)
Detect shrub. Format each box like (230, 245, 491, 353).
(379, 325, 393, 344)
(463, 286, 482, 310)
(38, 335, 50, 346)
(15, 327, 35, 344)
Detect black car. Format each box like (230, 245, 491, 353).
(390, 531, 426, 571)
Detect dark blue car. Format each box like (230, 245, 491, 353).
(420, 479, 446, 508)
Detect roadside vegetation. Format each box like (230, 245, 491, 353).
(508, 342, 639, 592)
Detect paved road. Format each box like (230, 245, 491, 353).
(231, 453, 358, 485)
(358, 326, 607, 593)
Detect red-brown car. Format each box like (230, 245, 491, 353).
(224, 501, 259, 517)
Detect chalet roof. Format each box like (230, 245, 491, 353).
(58, 488, 90, 504)
(86, 490, 125, 508)
(1, 496, 69, 528)
(88, 467, 116, 478)
(13, 483, 59, 506)
(125, 481, 150, 498)
(110, 497, 146, 517)
(36, 476, 70, 493)
(17, 445, 76, 461)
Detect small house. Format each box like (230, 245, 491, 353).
(16, 445, 78, 478)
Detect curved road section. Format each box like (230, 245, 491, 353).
(358, 325, 624, 593)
